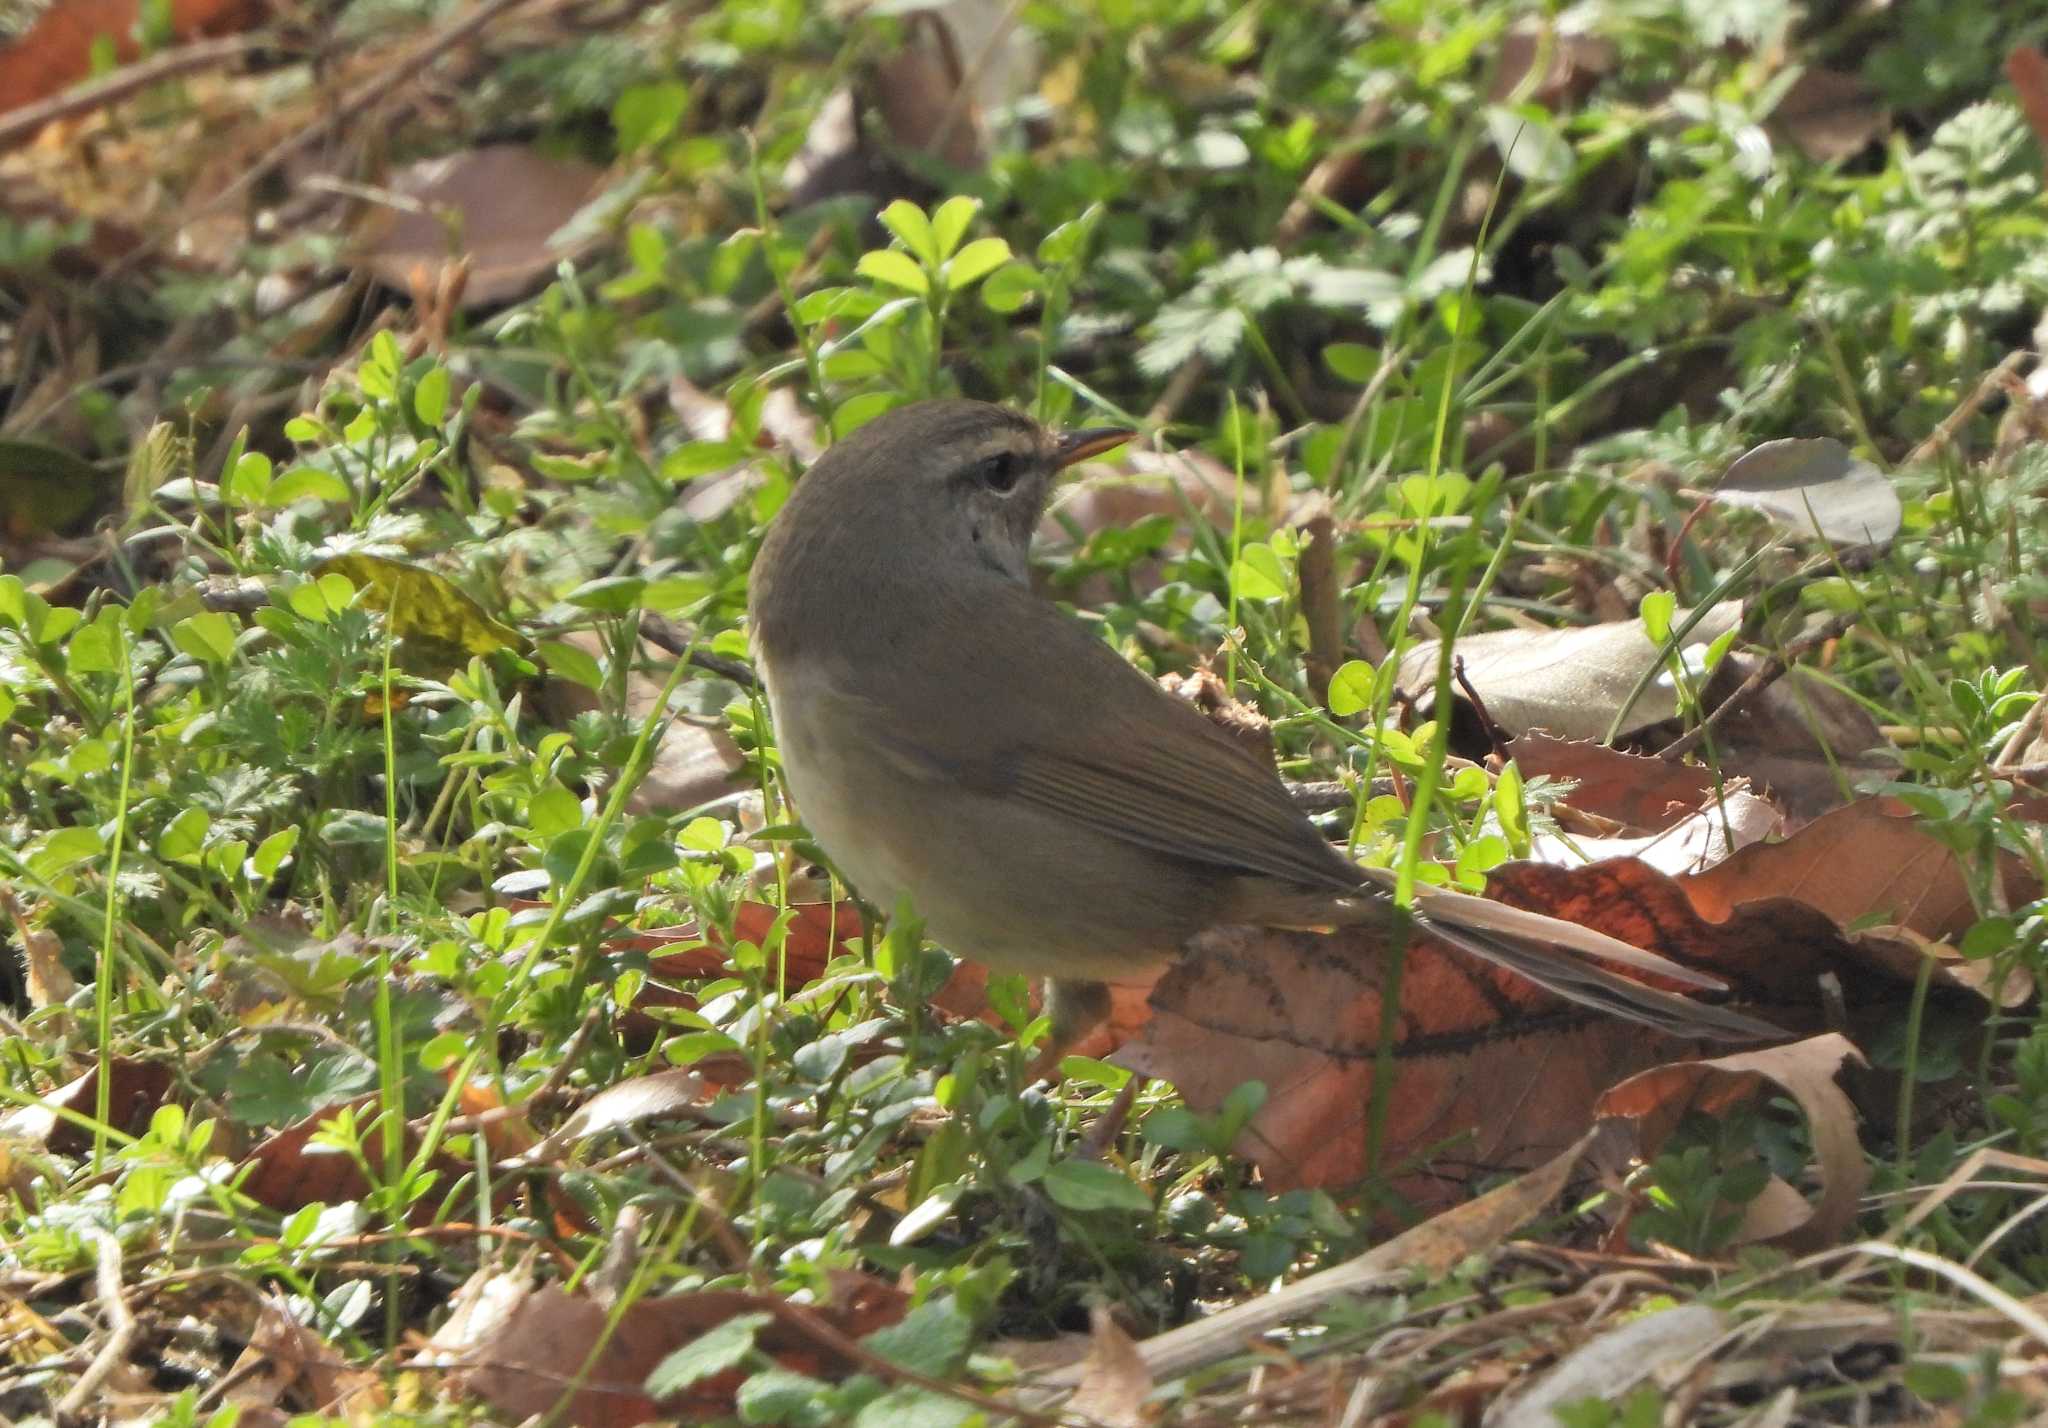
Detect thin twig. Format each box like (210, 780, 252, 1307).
(1905, 350, 2030, 468)
(1656, 610, 1859, 762)
(0, 35, 264, 151)
(636, 613, 759, 689)
(56, 1231, 138, 1417)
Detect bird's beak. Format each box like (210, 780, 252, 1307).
(1053, 426, 1134, 470)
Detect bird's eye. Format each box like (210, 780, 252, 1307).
(976, 451, 1022, 494)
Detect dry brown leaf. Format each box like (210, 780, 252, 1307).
(222, 1294, 374, 1418)
(528, 1069, 720, 1162)
(1487, 23, 1616, 108)
(1705, 662, 1891, 826)
(1595, 1034, 1869, 1251)
(357, 145, 604, 308)
(1489, 1303, 1729, 1428)
(1680, 797, 2021, 940)
(448, 1274, 907, 1425)
(1400, 604, 1743, 741)
(1032, 1129, 1605, 1398)
(1528, 786, 1781, 877)
(1118, 922, 1707, 1196)
(534, 629, 749, 815)
(0, 1058, 172, 1155)
(1769, 67, 1889, 163)
(1066, 1305, 1154, 1427)
(1505, 733, 1719, 833)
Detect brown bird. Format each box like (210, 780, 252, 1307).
(748, 398, 1777, 1056)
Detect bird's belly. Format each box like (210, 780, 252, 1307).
(765, 670, 1207, 982)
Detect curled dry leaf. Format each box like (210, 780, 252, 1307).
(1681, 796, 2031, 941)
(1487, 1303, 1730, 1428)
(1527, 786, 1781, 878)
(525, 1068, 720, 1163)
(1711, 437, 1901, 547)
(1400, 604, 1742, 741)
(1699, 660, 1892, 827)
(0, 1059, 172, 1156)
(1594, 1033, 1869, 1251)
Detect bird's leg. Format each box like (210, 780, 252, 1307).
(1025, 976, 1111, 1083)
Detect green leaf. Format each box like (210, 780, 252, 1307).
(31, 824, 104, 877)
(226, 451, 273, 505)
(612, 81, 690, 154)
(1229, 542, 1289, 602)
(645, 1312, 771, 1398)
(67, 609, 124, 676)
(859, 1297, 972, 1378)
(980, 260, 1042, 313)
(1037, 204, 1100, 265)
(661, 440, 748, 482)
(877, 199, 938, 267)
(539, 640, 604, 691)
(1327, 659, 1375, 716)
(268, 467, 350, 506)
(172, 611, 239, 665)
(1323, 342, 1380, 384)
(250, 826, 299, 879)
(358, 336, 397, 400)
(928, 194, 978, 261)
(1639, 590, 1676, 645)
(856, 249, 929, 295)
(157, 806, 212, 864)
(528, 782, 584, 839)
(941, 236, 1011, 292)
(564, 575, 646, 613)
(413, 366, 450, 427)
(1042, 1158, 1152, 1213)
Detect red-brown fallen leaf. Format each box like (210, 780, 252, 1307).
(0, 1058, 173, 1156)
(2010, 47, 2048, 163)
(1504, 733, 1719, 833)
(626, 901, 863, 988)
(0, 0, 264, 117)
(1117, 922, 1701, 1197)
(238, 1097, 474, 1218)
(447, 1273, 907, 1426)
(932, 960, 1161, 1059)
(1595, 1034, 1868, 1251)
(1121, 839, 2016, 1196)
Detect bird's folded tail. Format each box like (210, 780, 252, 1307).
(1357, 868, 1780, 1043)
